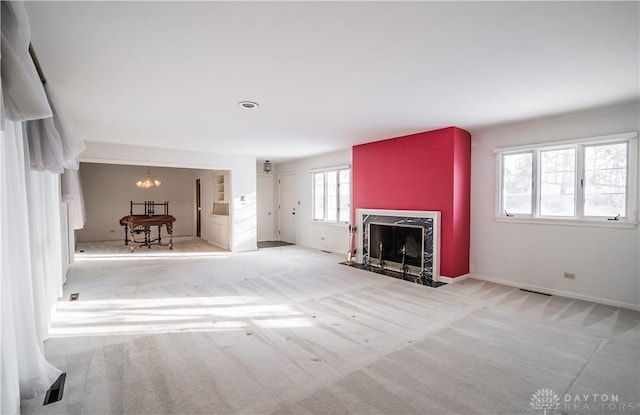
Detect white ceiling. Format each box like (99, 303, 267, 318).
(25, 1, 639, 163)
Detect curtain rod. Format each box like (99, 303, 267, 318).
(29, 43, 47, 84)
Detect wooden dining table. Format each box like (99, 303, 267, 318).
(121, 214, 176, 252)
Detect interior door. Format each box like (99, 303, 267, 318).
(195, 178, 201, 237)
(257, 174, 274, 242)
(278, 173, 296, 243)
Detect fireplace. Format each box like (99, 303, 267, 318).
(356, 209, 440, 284)
(368, 222, 424, 276)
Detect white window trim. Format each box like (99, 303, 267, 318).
(311, 165, 351, 225)
(494, 131, 638, 229)
(309, 164, 350, 174)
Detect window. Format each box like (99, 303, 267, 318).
(496, 132, 637, 226)
(540, 148, 576, 217)
(584, 142, 628, 217)
(312, 166, 350, 223)
(502, 152, 533, 215)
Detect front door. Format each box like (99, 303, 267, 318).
(278, 173, 296, 243)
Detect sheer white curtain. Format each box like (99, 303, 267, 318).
(25, 164, 65, 341)
(1, 2, 85, 414)
(27, 82, 86, 229)
(0, 122, 21, 415)
(27, 83, 85, 174)
(0, 1, 51, 122)
(61, 169, 86, 230)
(0, 121, 62, 415)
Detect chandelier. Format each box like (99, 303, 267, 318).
(136, 167, 161, 189)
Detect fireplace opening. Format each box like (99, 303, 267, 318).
(369, 222, 424, 275)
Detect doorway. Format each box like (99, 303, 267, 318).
(195, 178, 201, 237)
(257, 174, 274, 242)
(278, 173, 296, 244)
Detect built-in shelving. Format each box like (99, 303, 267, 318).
(211, 172, 229, 213)
(210, 172, 230, 249)
(215, 174, 226, 202)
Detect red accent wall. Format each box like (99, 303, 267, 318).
(352, 127, 471, 278)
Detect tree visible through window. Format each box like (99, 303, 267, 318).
(312, 167, 350, 223)
(584, 143, 627, 217)
(540, 148, 576, 217)
(502, 152, 533, 215)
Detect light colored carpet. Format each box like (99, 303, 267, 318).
(21, 238, 640, 415)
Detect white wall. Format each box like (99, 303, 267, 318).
(231, 162, 257, 252)
(81, 141, 257, 252)
(470, 101, 640, 309)
(77, 163, 195, 242)
(277, 149, 352, 254)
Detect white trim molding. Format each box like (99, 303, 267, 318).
(438, 274, 471, 284)
(309, 164, 350, 173)
(470, 273, 639, 311)
(493, 131, 638, 154)
(494, 216, 637, 229)
(494, 131, 638, 225)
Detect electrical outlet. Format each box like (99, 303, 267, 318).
(563, 272, 576, 280)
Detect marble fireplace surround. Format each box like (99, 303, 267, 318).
(356, 209, 441, 282)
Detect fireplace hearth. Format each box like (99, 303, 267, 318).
(341, 261, 446, 287)
(355, 209, 441, 286)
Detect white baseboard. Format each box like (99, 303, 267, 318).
(437, 273, 471, 284)
(470, 273, 640, 311)
(206, 239, 229, 250)
(306, 244, 347, 257)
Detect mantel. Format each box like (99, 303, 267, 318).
(356, 208, 441, 283)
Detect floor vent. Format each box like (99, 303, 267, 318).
(69, 293, 79, 301)
(43, 373, 66, 405)
(520, 288, 551, 296)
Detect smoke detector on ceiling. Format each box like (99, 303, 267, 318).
(238, 101, 259, 109)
